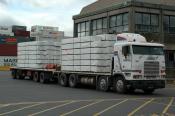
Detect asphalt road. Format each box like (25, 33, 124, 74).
(0, 71, 175, 116)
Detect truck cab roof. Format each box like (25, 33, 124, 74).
(115, 42, 164, 47)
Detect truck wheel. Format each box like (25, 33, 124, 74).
(11, 70, 16, 79)
(33, 72, 40, 82)
(40, 72, 49, 84)
(60, 73, 68, 87)
(98, 76, 108, 92)
(143, 89, 155, 94)
(69, 74, 78, 88)
(114, 77, 127, 94)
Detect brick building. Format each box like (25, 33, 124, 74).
(73, 0, 175, 78)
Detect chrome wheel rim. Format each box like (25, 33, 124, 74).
(116, 80, 124, 92)
(100, 79, 107, 90)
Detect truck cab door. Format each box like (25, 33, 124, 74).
(121, 45, 132, 70)
(113, 51, 121, 73)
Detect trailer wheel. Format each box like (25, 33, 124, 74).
(69, 74, 78, 88)
(114, 77, 127, 94)
(16, 70, 24, 80)
(40, 72, 49, 84)
(11, 70, 16, 79)
(98, 76, 108, 92)
(33, 72, 40, 82)
(60, 73, 68, 87)
(143, 89, 155, 94)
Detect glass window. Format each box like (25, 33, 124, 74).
(93, 20, 96, 30)
(135, 13, 159, 33)
(123, 13, 129, 25)
(109, 13, 129, 33)
(117, 14, 122, 26)
(78, 23, 81, 32)
(163, 16, 169, 32)
(103, 18, 107, 29)
(86, 22, 89, 31)
(122, 46, 130, 56)
(76, 21, 90, 37)
(132, 45, 164, 55)
(170, 16, 175, 27)
(81, 22, 85, 32)
(117, 26, 123, 32)
(110, 16, 116, 27)
(78, 33, 81, 37)
(85, 32, 89, 36)
(151, 14, 158, 26)
(164, 15, 175, 33)
(143, 14, 150, 25)
(135, 13, 142, 25)
(123, 25, 129, 32)
(81, 32, 86, 37)
(92, 17, 107, 36)
(97, 19, 102, 29)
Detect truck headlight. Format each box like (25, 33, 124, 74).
(125, 73, 131, 77)
(133, 75, 142, 79)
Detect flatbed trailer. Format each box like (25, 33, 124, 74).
(10, 67, 113, 90)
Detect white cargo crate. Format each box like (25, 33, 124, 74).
(81, 48, 91, 54)
(61, 61, 73, 65)
(81, 54, 91, 59)
(81, 66, 91, 72)
(62, 66, 74, 71)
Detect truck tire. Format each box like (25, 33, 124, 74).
(114, 77, 127, 94)
(16, 70, 24, 80)
(143, 89, 155, 94)
(33, 72, 40, 82)
(97, 76, 108, 92)
(40, 72, 49, 84)
(60, 73, 68, 87)
(69, 74, 78, 88)
(11, 70, 16, 79)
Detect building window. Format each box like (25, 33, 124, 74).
(164, 15, 175, 33)
(109, 13, 129, 33)
(135, 13, 159, 33)
(92, 17, 107, 35)
(165, 50, 175, 68)
(77, 21, 90, 37)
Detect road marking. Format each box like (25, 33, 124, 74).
(1, 98, 152, 106)
(2, 100, 73, 106)
(28, 101, 75, 116)
(94, 99, 128, 116)
(0, 103, 44, 116)
(162, 97, 174, 114)
(60, 100, 103, 116)
(131, 99, 175, 108)
(128, 98, 154, 116)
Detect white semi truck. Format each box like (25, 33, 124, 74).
(11, 33, 166, 94)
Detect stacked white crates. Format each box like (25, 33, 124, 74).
(30, 25, 64, 42)
(17, 41, 61, 69)
(61, 34, 116, 73)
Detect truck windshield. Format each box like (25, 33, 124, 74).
(132, 45, 164, 55)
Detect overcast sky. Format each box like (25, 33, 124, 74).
(0, 0, 96, 36)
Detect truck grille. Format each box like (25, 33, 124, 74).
(144, 61, 160, 77)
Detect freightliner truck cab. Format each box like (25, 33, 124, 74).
(113, 33, 166, 93)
